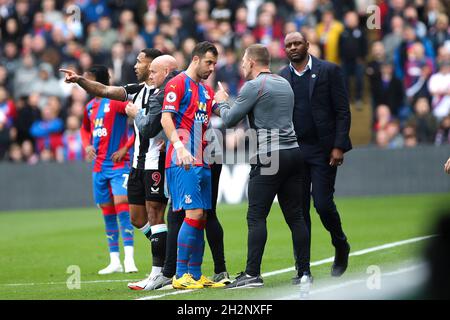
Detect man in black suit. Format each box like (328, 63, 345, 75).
(280, 32, 352, 279)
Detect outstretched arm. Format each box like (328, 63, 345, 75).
(59, 69, 127, 101)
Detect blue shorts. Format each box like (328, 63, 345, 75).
(92, 167, 130, 205)
(165, 166, 211, 211)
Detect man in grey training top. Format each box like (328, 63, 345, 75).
(214, 44, 312, 290)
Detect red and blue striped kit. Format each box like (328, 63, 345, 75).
(162, 72, 216, 168)
(82, 98, 131, 172)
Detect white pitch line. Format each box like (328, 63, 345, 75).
(0, 235, 435, 290)
(137, 234, 435, 300)
(1, 278, 142, 287)
(277, 264, 426, 300)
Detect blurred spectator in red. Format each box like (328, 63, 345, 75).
(406, 97, 438, 144)
(0, 86, 16, 130)
(252, 10, 283, 46)
(56, 115, 84, 163)
(234, 5, 249, 38)
(373, 104, 393, 139)
(404, 42, 434, 104)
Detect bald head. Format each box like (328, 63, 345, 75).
(284, 32, 309, 63)
(149, 55, 178, 87)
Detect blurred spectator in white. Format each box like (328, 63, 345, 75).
(42, 0, 64, 27)
(383, 16, 404, 63)
(13, 54, 38, 99)
(88, 16, 118, 52)
(428, 58, 450, 120)
(30, 63, 64, 109)
(245, 0, 264, 28)
(110, 42, 135, 85)
(406, 97, 438, 144)
(435, 115, 450, 146)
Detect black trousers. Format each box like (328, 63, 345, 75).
(299, 143, 347, 248)
(246, 148, 310, 276)
(163, 163, 226, 278)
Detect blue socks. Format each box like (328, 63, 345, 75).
(176, 217, 206, 280)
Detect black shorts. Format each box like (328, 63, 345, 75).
(127, 166, 168, 205)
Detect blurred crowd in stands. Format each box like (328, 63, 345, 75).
(0, 0, 449, 163)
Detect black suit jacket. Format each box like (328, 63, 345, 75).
(279, 55, 352, 154)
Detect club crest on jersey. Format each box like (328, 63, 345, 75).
(204, 90, 210, 100)
(184, 195, 192, 204)
(104, 103, 110, 112)
(166, 92, 177, 103)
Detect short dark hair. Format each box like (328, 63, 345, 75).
(141, 48, 163, 60)
(191, 41, 218, 61)
(245, 44, 270, 66)
(87, 65, 110, 86)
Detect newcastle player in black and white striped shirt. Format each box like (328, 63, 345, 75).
(60, 48, 169, 286)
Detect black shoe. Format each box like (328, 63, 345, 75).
(225, 272, 264, 289)
(331, 241, 350, 277)
(292, 271, 313, 285)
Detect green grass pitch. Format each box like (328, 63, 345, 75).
(0, 193, 448, 300)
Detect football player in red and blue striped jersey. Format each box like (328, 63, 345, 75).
(80, 65, 137, 275)
(161, 42, 225, 289)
